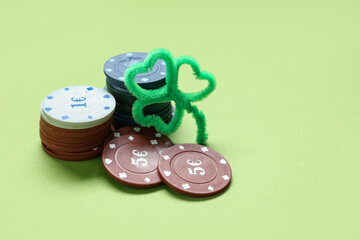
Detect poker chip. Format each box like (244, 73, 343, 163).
(105, 81, 137, 106)
(111, 103, 174, 129)
(113, 103, 171, 123)
(39, 86, 116, 161)
(102, 134, 168, 187)
(112, 110, 173, 130)
(114, 101, 170, 116)
(40, 126, 110, 146)
(112, 115, 137, 129)
(41, 86, 116, 129)
(39, 117, 112, 141)
(41, 143, 103, 161)
(158, 144, 232, 197)
(105, 126, 173, 147)
(104, 52, 166, 89)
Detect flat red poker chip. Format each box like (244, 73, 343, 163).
(158, 144, 232, 197)
(105, 126, 173, 147)
(102, 134, 168, 188)
(40, 117, 112, 139)
(39, 127, 109, 146)
(41, 143, 103, 161)
(40, 114, 113, 133)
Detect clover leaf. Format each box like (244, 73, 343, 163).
(124, 48, 216, 145)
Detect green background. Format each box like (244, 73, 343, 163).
(0, 0, 359, 239)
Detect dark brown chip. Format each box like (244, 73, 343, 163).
(39, 126, 110, 145)
(41, 143, 103, 161)
(102, 134, 169, 188)
(158, 144, 232, 197)
(40, 116, 112, 138)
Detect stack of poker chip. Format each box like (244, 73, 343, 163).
(39, 86, 116, 161)
(103, 52, 174, 129)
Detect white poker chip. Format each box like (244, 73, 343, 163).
(40, 86, 115, 129)
(40, 107, 113, 129)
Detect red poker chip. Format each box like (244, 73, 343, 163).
(41, 143, 103, 161)
(40, 117, 112, 139)
(39, 127, 110, 145)
(40, 115, 113, 133)
(105, 126, 173, 147)
(49, 145, 104, 158)
(102, 134, 168, 188)
(158, 144, 232, 197)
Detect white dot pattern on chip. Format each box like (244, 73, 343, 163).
(119, 172, 127, 179)
(150, 140, 158, 145)
(164, 171, 171, 176)
(104, 158, 112, 164)
(182, 183, 190, 190)
(201, 147, 208, 152)
(220, 159, 227, 164)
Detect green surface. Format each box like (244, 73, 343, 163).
(0, 0, 359, 239)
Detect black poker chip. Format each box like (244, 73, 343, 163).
(113, 103, 171, 123)
(104, 52, 166, 90)
(112, 104, 174, 129)
(105, 85, 170, 115)
(115, 102, 171, 116)
(105, 83, 137, 106)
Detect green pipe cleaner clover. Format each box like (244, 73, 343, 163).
(124, 48, 216, 145)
